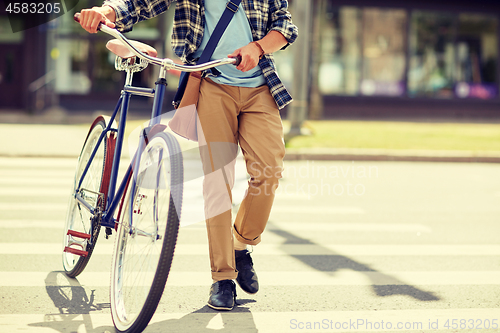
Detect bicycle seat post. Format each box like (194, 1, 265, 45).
(125, 69, 133, 86)
(124, 58, 135, 86)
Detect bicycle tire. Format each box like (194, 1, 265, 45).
(62, 119, 114, 277)
(111, 131, 183, 333)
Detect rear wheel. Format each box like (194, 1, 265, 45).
(62, 119, 114, 277)
(111, 131, 183, 333)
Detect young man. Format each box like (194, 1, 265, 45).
(78, 0, 298, 311)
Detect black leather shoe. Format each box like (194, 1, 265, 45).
(208, 280, 237, 311)
(235, 249, 259, 294)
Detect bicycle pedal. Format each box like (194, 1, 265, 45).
(64, 246, 88, 257)
(67, 230, 91, 239)
(64, 230, 91, 257)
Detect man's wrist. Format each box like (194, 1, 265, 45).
(95, 5, 117, 22)
(250, 41, 265, 59)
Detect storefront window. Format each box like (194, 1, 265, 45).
(408, 11, 455, 98)
(319, 4, 498, 101)
(409, 11, 498, 99)
(455, 13, 498, 99)
(318, 6, 407, 97)
(361, 8, 407, 96)
(318, 6, 361, 95)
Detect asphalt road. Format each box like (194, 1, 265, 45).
(0, 144, 499, 332)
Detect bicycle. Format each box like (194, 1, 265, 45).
(62, 13, 240, 333)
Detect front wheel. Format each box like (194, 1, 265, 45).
(111, 131, 183, 333)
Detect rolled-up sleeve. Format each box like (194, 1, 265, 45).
(268, 0, 298, 47)
(104, 0, 172, 32)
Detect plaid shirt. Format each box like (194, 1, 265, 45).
(104, 0, 298, 109)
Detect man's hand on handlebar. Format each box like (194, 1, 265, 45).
(228, 43, 262, 72)
(73, 9, 242, 71)
(78, 6, 116, 33)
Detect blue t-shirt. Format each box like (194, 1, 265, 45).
(193, 0, 266, 87)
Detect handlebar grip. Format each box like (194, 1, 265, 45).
(74, 12, 102, 31)
(234, 55, 242, 67)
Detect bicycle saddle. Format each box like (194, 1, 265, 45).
(106, 39, 158, 59)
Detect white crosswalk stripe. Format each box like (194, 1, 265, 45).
(0, 177, 71, 186)
(2, 308, 500, 333)
(0, 188, 69, 196)
(271, 206, 365, 214)
(2, 243, 500, 256)
(1, 270, 500, 287)
(1, 157, 500, 333)
(0, 203, 68, 210)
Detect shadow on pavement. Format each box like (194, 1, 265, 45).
(268, 225, 440, 301)
(29, 271, 114, 333)
(145, 300, 258, 332)
(31, 271, 259, 332)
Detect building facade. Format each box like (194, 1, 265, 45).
(310, 0, 500, 117)
(0, 0, 170, 112)
(1, 0, 500, 118)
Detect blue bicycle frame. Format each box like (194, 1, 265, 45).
(74, 69, 168, 233)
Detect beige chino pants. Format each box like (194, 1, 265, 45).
(196, 78, 285, 281)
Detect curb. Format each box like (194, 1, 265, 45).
(284, 149, 500, 163)
(284, 153, 500, 163)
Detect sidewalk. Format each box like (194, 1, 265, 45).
(1, 109, 499, 162)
